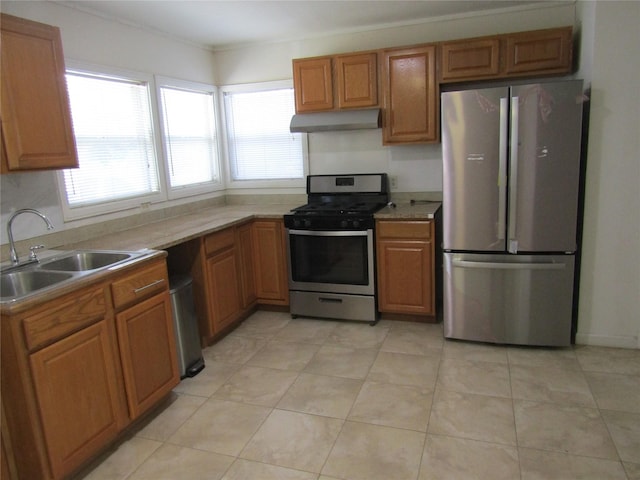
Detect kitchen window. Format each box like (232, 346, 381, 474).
(222, 81, 307, 189)
(59, 64, 222, 220)
(60, 68, 162, 219)
(157, 77, 222, 198)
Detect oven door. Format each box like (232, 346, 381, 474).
(286, 229, 375, 295)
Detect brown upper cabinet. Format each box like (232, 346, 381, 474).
(0, 14, 78, 173)
(381, 44, 438, 145)
(292, 52, 378, 113)
(335, 52, 378, 109)
(293, 57, 333, 112)
(440, 37, 501, 82)
(504, 27, 573, 75)
(440, 27, 573, 83)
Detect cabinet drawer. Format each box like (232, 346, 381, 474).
(111, 262, 168, 309)
(204, 228, 235, 256)
(23, 286, 107, 351)
(377, 221, 432, 240)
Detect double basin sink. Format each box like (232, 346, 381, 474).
(1, 250, 151, 303)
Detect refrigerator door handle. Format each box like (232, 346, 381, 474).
(508, 96, 519, 253)
(451, 259, 567, 270)
(452, 259, 567, 270)
(497, 97, 508, 241)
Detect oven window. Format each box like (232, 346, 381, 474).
(289, 233, 369, 285)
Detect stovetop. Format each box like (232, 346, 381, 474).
(284, 173, 389, 230)
(290, 200, 387, 216)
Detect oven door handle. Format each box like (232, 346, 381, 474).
(287, 229, 370, 237)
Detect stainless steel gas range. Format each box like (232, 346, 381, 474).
(284, 173, 389, 324)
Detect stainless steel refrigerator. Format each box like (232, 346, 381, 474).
(441, 80, 584, 346)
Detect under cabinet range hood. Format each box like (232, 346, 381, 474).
(289, 108, 381, 133)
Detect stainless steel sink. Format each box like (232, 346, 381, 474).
(1, 249, 152, 303)
(41, 251, 133, 272)
(1, 270, 74, 299)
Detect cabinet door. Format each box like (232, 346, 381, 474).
(504, 27, 572, 75)
(376, 221, 435, 316)
(237, 222, 257, 309)
(440, 37, 500, 82)
(382, 45, 438, 144)
(252, 220, 289, 305)
(30, 320, 126, 479)
(335, 52, 378, 109)
(292, 57, 333, 113)
(116, 292, 179, 420)
(206, 248, 242, 331)
(0, 14, 78, 172)
(377, 239, 433, 315)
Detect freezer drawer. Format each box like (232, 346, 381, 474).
(443, 253, 575, 346)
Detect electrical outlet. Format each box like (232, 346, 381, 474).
(389, 175, 398, 189)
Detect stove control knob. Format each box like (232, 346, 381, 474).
(304, 219, 312, 228)
(352, 220, 360, 228)
(340, 220, 349, 229)
(293, 219, 301, 228)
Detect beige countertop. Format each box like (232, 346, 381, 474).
(67, 201, 441, 252)
(374, 201, 441, 220)
(66, 204, 299, 251)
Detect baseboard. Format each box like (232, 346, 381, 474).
(575, 332, 639, 349)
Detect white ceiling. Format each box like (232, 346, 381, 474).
(57, 0, 560, 50)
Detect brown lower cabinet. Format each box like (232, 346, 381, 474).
(206, 242, 244, 332)
(376, 220, 435, 318)
(0, 256, 179, 480)
(252, 220, 289, 306)
(29, 320, 126, 479)
(173, 218, 289, 346)
(115, 292, 178, 419)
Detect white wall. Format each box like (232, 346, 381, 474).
(574, 1, 640, 348)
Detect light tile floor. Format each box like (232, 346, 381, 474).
(79, 310, 640, 480)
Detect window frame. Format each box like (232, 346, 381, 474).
(57, 62, 167, 220)
(58, 62, 224, 222)
(155, 76, 224, 200)
(219, 80, 308, 191)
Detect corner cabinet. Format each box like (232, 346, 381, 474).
(0, 13, 78, 173)
(292, 52, 378, 113)
(1, 256, 178, 480)
(376, 220, 435, 317)
(381, 45, 438, 145)
(171, 219, 289, 346)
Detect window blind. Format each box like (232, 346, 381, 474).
(63, 72, 159, 207)
(159, 85, 220, 188)
(224, 88, 304, 181)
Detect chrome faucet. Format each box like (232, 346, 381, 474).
(7, 209, 55, 265)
